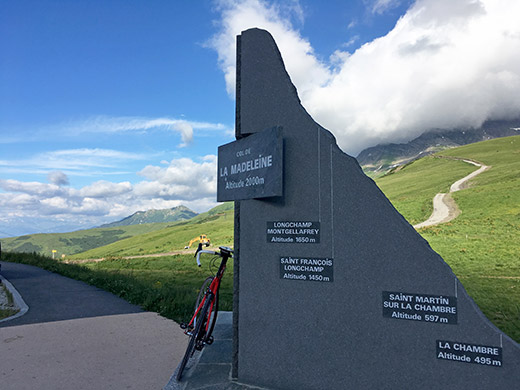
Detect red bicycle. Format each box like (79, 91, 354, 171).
(176, 246, 233, 381)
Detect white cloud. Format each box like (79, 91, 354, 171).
(210, 0, 331, 97)
(211, 0, 520, 155)
(0, 148, 148, 178)
(77, 181, 132, 198)
(0, 156, 219, 233)
(47, 171, 70, 186)
(171, 122, 194, 147)
(0, 193, 39, 209)
(61, 115, 229, 147)
(369, 0, 403, 15)
(39, 196, 111, 216)
(136, 156, 217, 200)
(0, 179, 65, 198)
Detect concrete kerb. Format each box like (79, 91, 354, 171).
(164, 348, 204, 390)
(0, 274, 29, 323)
(164, 312, 233, 390)
(164, 312, 269, 390)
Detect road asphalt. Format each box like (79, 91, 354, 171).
(0, 261, 187, 390)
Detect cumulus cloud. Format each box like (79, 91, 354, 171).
(0, 179, 66, 198)
(171, 122, 194, 147)
(0, 156, 219, 233)
(210, 0, 331, 97)
(210, 0, 520, 155)
(77, 181, 132, 198)
(137, 156, 217, 200)
(47, 171, 70, 186)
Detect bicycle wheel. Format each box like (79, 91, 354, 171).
(195, 277, 219, 340)
(176, 296, 212, 381)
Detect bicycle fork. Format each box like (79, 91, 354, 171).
(181, 290, 216, 339)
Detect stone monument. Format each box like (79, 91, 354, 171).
(217, 28, 519, 389)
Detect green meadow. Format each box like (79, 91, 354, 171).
(376, 157, 477, 224)
(1, 222, 174, 257)
(3, 251, 233, 321)
(3, 203, 235, 323)
(377, 135, 520, 341)
(3, 136, 519, 341)
(68, 203, 233, 259)
(0, 283, 20, 320)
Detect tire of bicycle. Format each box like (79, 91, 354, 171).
(195, 277, 213, 304)
(195, 276, 219, 341)
(176, 296, 213, 382)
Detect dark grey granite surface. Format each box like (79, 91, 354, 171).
(164, 312, 266, 390)
(231, 28, 520, 390)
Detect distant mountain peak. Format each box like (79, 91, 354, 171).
(356, 119, 520, 176)
(99, 205, 198, 228)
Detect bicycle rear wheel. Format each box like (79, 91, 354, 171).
(176, 295, 213, 381)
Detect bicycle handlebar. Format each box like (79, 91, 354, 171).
(195, 246, 233, 267)
(195, 250, 218, 267)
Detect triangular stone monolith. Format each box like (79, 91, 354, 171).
(228, 28, 519, 389)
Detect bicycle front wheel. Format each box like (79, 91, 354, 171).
(176, 295, 212, 382)
(195, 277, 219, 341)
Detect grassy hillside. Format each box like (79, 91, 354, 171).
(1, 203, 234, 258)
(3, 251, 233, 323)
(69, 203, 234, 259)
(84, 254, 234, 320)
(1, 223, 173, 257)
(4, 137, 519, 341)
(376, 135, 520, 341)
(376, 157, 477, 224)
(3, 203, 235, 324)
(100, 205, 197, 228)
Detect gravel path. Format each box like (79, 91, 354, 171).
(414, 159, 489, 229)
(64, 249, 196, 264)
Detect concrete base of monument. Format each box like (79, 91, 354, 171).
(164, 312, 271, 390)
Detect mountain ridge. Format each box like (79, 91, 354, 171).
(356, 119, 520, 176)
(99, 205, 198, 228)
(0, 203, 232, 256)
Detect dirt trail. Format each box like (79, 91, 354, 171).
(414, 159, 489, 229)
(64, 249, 196, 264)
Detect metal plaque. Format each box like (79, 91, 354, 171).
(382, 291, 457, 324)
(266, 221, 320, 244)
(217, 127, 283, 201)
(279, 256, 333, 283)
(437, 340, 502, 367)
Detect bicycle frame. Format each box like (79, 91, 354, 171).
(177, 246, 233, 382)
(185, 248, 231, 337)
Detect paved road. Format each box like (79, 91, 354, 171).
(0, 262, 186, 390)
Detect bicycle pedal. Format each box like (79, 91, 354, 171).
(180, 323, 188, 329)
(206, 336, 214, 345)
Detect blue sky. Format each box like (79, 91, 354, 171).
(1, 0, 519, 237)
